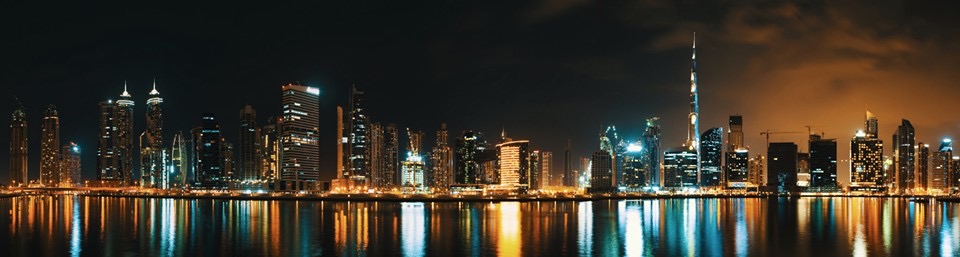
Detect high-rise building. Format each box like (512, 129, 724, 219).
(530, 150, 542, 190)
(116, 85, 135, 186)
(336, 106, 344, 179)
(496, 139, 530, 189)
(369, 122, 383, 187)
(260, 119, 280, 180)
(850, 130, 884, 191)
(430, 123, 454, 189)
(724, 116, 748, 188)
(238, 104, 260, 181)
(401, 128, 425, 190)
(97, 100, 119, 183)
(767, 142, 798, 193)
(916, 143, 930, 191)
(347, 86, 371, 181)
(589, 150, 614, 193)
(280, 83, 320, 189)
(455, 131, 492, 185)
(196, 113, 225, 189)
(931, 139, 953, 192)
(747, 155, 765, 186)
(621, 144, 644, 189)
(687, 34, 701, 172)
(96, 85, 136, 186)
(699, 127, 723, 187)
(381, 124, 399, 187)
(222, 140, 235, 181)
(892, 119, 915, 192)
(808, 134, 838, 190)
(9, 100, 28, 187)
(141, 82, 165, 188)
(663, 147, 698, 189)
(60, 142, 81, 187)
(563, 140, 575, 187)
(641, 118, 661, 188)
(170, 131, 187, 189)
(40, 105, 60, 187)
(541, 151, 553, 188)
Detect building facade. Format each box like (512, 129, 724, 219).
(767, 142, 798, 193)
(60, 142, 81, 187)
(430, 123, 453, 189)
(279, 83, 320, 189)
(141, 83, 165, 188)
(893, 119, 915, 192)
(699, 127, 723, 188)
(663, 147, 698, 189)
(40, 105, 60, 186)
(238, 104, 260, 181)
(809, 134, 838, 190)
(9, 102, 28, 186)
(196, 113, 225, 188)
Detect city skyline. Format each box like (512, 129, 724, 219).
(3, 1, 960, 187)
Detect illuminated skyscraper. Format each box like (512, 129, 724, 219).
(60, 142, 81, 187)
(260, 118, 280, 180)
(916, 143, 930, 191)
(641, 117, 661, 188)
(40, 105, 60, 186)
(893, 119, 915, 192)
(430, 123, 453, 189)
(454, 131, 487, 184)
(170, 131, 187, 188)
(369, 122, 383, 187)
(530, 150, 542, 190)
(808, 134, 838, 190)
(588, 150, 614, 193)
(850, 112, 884, 191)
(347, 85, 371, 181)
(336, 106, 344, 179)
(663, 147, 697, 189)
(540, 151, 553, 187)
(496, 139, 530, 189)
(699, 127, 723, 187)
(930, 139, 952, 192)
(222, 140, 235, 181)
(621, 143, 644, 190)
(401, 128, 425, 190)
(238, 104, 260, 181)
(747, 155, 765, 186)
(116, 84, 135, 186)
(767, 142, 798, 193)
(280, 83, 320, 189)
(687, 33, 701, 172)
(141, 81, 165, 188)
(196, 113, 225, 188)
(724, 116, 748, 188)
(381, 124, 399, 187)
(9, 99, 28, 187)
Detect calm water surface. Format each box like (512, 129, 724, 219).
(1, 196, 958, 256)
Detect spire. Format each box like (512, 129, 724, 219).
(121, 80, 132, 97)
(149, 79, 160, 95)
(687, 32, 700, 151)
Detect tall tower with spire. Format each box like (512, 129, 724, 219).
(141, 80, 165, 188)
(117, 82, 135, 186)
(688, 33, 702, 173)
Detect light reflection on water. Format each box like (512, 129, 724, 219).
(0, 196, 958, 256)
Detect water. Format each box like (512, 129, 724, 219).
(1, 196, 958, 257)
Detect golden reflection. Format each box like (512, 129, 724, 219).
(499, 202, 521, 257)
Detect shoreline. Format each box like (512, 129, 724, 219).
(2, 191, 958, 202)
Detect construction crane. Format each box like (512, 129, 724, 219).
(760, 130, 805, 147)
(804, 125, 827, 137)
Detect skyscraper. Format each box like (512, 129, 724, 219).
(930, 139, 952, 192)
(280, 83, 320, 189)
(336, 106, 344, 179)
(196, 114, 225, 188)
(97, 100, 119, 183)
(430, 123, 453, 189)
(455, 131, 490, 185)
(116, 84, 135, 186)
(699, 127, 723, 188)
(530, 150, 542, 190)
(401, 128, 425, 190)
(687, 33, 701, 171)
(767, 142, 798, 193)
(893, 119, 915, 192)
(496, 139, 530, 189)
(9, 100, 28, 187)
(40, 105, 60, 187)
(238, 104, 260, 182)
(747, 155, 765, 186)
(541, 151, 553, 188)
(724, 116, 748, 188)
(589, 150, 614, 193)
(382, 124, 399, 187)
(808, 134, 838, 190)
(141, 82, 165, 188)
(347, 85, 371, 181)
(916, 143, 930, 192)
(621, 144, 644, 189)
(663, 147, 698, 189)
(60, 142, 81, 187)
(850, 112, 884, 191)
(260, 118, 280, 181)
(222, 140, 235, 182)
(641, 118, 661, 188)
(369, 122, 383, 187)
(170, 131, 187, 189)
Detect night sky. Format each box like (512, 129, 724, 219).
(3, 1, 960, 184)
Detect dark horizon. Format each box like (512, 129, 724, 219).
(3, 1, 960, 185)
